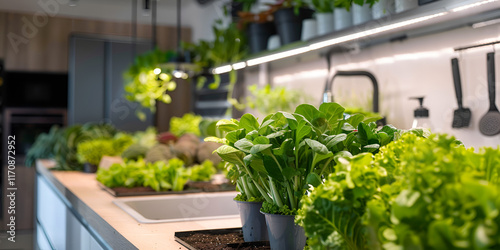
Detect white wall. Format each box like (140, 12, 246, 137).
(247, 22, 500, 149)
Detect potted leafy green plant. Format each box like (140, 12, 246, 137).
(236, 0, 278, 54)
(76, 139, 116, 173)
(311, 0, 334, 35)
(228, 163, 269, 242)
(273, 0, 314, 45)
(210, 102, 395, 249)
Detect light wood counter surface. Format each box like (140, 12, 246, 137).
(36, 159, 241, 249)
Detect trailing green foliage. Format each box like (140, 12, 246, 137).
(170, 113, 203, 137)
(210, 102, 404, 215)
(297, 133, 500, 249)
(123, 49, 177, 118)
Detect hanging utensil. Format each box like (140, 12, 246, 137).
(479, 52, 500, 136)
(451, 58, 471, 128)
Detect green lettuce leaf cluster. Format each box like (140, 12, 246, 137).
(96, 158, 217, 192)
(297, 133, 500, 249)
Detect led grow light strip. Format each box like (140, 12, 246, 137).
(451, 0, 498, 12)
(210, 0, 498, 73)
(309, 12, 446, 50)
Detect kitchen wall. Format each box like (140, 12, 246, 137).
(0, 10, 191, 71)
(244, 22, 500, 149)
(0, 0, 230, 43)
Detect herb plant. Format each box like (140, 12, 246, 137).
(210, 102, 400, 214)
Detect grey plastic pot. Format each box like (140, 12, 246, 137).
(261, 211, 306, 250)
(235, 200, 269, 242)
(83, 163, 98, 173)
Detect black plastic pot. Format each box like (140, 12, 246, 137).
(83, 163, 98, 173)
(261, 211, 306, 250)
(247, 22, 276, 54)
(273, 7, 314, 45)
(235, 200, 268, 242)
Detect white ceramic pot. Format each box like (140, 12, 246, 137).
(334, 8, 352, 31)
(301, 19, 317, 41)
(395, 0, 418, 13)
(316, 12, 334, 36)
(372, 0, 395, 19)
(267, 34, 281, 50)
(352, 4, 373, 25)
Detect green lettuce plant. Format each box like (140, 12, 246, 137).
(297, 133, 500, 250)
(97, 158, 214, 192)
(169, 113, 203, 137)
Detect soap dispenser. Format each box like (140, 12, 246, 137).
(410, 97, 433, 130)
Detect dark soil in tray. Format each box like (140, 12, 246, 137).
(175, 228, 270, 250)
(99, 181, 236, 197)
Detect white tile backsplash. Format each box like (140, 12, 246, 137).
(243, 22, 500, 148)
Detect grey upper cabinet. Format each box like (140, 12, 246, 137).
(68, 34, 153, 132)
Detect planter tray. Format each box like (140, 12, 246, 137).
(175, 227, 270, 250)
(97, 182, 236, 197)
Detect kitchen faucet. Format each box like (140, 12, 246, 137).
(322, 70, 380, 113)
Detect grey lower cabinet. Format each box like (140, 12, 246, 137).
(68, 34, 154, 132)
(36, 175, 108, 250)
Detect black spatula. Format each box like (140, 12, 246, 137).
(479, 52, 500, 136)
(451, 58, 471, 128)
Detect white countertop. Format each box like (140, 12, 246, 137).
(36, 159, 241, 249)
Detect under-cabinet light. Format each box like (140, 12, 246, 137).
(451, 0, 498, 12)
(212, 65, 232, 74)
(472, 17, 500, 28)
(246, 47, 311, 66)
(209, 0, 499, 72)
(309, 13, 446, 50)
(232, 62, 247, 70)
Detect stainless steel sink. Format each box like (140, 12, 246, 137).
(113, 192, 239, 223)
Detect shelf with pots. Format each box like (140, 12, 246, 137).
(214, 0, 500, 73)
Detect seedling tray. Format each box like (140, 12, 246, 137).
(98, 182, 235, 197)
(175, 227, 270, 250)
